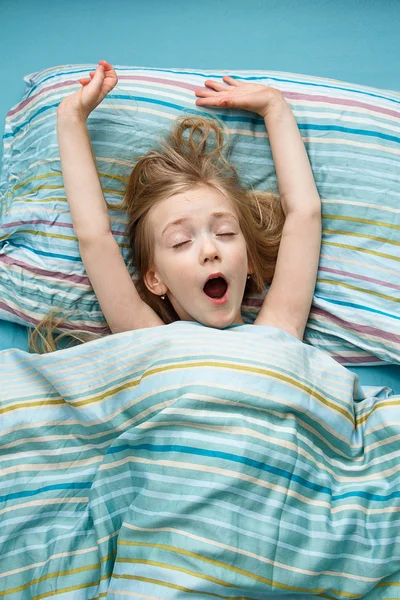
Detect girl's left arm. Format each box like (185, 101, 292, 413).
(262, 95, 321, 217)
(255, 97, 322, 340)
(253, 210, 321, 341)
(195, 78, 322, 341)
(195, 78, 321, 217)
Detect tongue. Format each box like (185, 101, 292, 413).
(204, 277, 227, 299)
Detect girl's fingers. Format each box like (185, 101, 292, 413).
(195, 97, 226, 107)
(223, 75, 241, 86)
(204, 79, 229, 91)
(194, 87, 219, 98)
(98, 60, 118, 79)
(78, 70, 97, 86)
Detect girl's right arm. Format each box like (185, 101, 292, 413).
(58, 61, 164, 332)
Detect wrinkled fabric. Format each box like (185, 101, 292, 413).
(1, 321, 399, 599)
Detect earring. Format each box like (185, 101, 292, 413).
(161, 295, 165, 300)
(247, 275, 251, 280)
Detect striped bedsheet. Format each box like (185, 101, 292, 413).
(0, 64, 399, 367)
(1, 321, 399, 599)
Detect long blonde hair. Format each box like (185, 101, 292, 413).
(28, 115, 285, 353)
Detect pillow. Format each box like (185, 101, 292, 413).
(0, 63, 399, 365)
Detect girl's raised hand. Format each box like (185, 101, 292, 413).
(58, 60, 118, 121)
(194, 76, 283, 118)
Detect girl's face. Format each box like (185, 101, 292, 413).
(145, 185, 253, 329)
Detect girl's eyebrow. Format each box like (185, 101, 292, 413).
(161, 211, 237, 236)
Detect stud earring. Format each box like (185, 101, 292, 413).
(161, 295, 165, 300)
(247, 275, 251, 280)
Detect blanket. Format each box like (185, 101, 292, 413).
(1, 321, 399, 599)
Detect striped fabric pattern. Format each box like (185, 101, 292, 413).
(1, 321, 400, 599)
(0, 64, 399, 365)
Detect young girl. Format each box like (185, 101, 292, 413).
(29, 60, 322, 353)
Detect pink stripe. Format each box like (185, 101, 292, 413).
(6, 75, 197, 118)
(1, 219, 126, 238)
(242, 299, 263, 308)
(331, 354, 385, 365)
(1, 219, 75, 230)
(311, 306, 400, 343)
(7, 80, 79, 116)
(0, 253, 89, 285)
(118, 74, 198, 91)
(319, 266, 400, 291)
(7, 73, 400, 121)
(0, 301, 107, 333)
(284, 91, 400, 119)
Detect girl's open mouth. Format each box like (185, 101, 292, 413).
(203, 276, 229, 305)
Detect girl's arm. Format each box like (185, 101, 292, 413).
(57, 111, 112, 240)
(262, 96, 321, 217)
(254, 97, 321, 340)
(253, 210, 321, 341)
(195, 79, 321, 217)
(58, 61, 163, 332)
(195, 79, 322, 340)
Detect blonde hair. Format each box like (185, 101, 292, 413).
(28, 115, 285, 354)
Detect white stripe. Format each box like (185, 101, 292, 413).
(124, 522, 384, 583)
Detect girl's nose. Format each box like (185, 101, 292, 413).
(200, 236, 220, 263)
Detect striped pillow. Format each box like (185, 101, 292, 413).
(0, 64, 399, 365)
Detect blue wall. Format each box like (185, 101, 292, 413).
(1, 0, 399, 165)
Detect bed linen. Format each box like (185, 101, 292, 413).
(1, 317, 398, 395)
(0, 64, 399, 368)
(1, 321, 400, 599)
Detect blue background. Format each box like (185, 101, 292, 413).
(0, 0, 399, 392)
(1, 0, 400, 157)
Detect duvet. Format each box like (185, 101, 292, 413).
(1, 321, 399, 599)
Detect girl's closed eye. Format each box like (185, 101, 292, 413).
(172, 232, 236, 249)
(172, 240, 190, 249)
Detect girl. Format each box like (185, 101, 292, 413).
(29, 60, 321, 353)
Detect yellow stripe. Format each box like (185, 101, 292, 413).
(0, 361, 353, 423)
(113, 573, 359, 600)
(317, 278, 400, 302)
(323, 199, 400, 216)
(320, 251, 399, 277)
(357, 399, 400, 426)
(323, 228, 400, 247)
(13, 171, 126, 192)
(0, 229, 78, 242)
(0, 551, 116, 596)
(0, 565, 100, 598)
(303, 136, 400, 156)
(29, 579, 103, 600)
(126, 524, 386, 581)
(323, 214, 400, 232)
(323, 240, 400, 262)
(119, 541, 328, 596)
(113, 573, 255, 599)
(0, 398, 65, 416)
(4, 196, 68, 203)
(0, 227, 129, 248)
(116, 558, 237, 588)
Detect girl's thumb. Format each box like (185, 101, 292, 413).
(93, 64, 104, 81)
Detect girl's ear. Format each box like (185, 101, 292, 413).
(144, 266, 168, 297)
